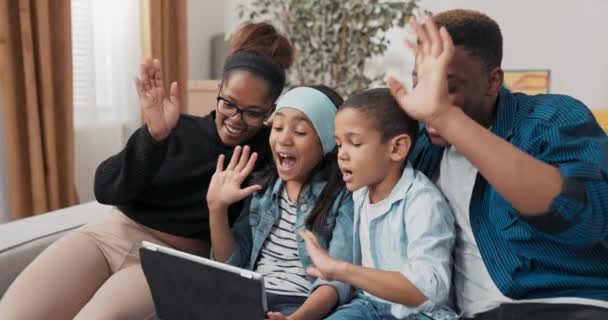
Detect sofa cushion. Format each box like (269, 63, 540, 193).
(0, 201, 111, 297)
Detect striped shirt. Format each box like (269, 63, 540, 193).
(254, 190, 311, 296)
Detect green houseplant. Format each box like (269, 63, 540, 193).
(238, 0, 422, 96)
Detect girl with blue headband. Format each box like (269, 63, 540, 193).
(207, 86, 354, 319)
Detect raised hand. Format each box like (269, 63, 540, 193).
(387, 16, 455, 127)
(135, 58, 180, 141)
(299, 230, 342, 281)
(207, 146, 261, 212)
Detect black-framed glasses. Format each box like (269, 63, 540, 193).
(216, 95, 271, 126)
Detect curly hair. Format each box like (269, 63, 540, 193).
(433, 9, 503, 70)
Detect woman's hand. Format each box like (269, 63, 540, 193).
(207, 146, 261, 212)
(135, 58, 180, 141)
(300, 230, 343, 281)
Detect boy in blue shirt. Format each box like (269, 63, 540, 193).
(301, 88, 457, 320)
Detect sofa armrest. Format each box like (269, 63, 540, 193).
(0, 201, 111, 298)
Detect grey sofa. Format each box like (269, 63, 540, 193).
(0, 201, 111, 297)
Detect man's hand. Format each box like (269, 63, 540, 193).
(387, 17, 455, 128)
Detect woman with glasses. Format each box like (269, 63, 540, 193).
(0, 22, 293, 320)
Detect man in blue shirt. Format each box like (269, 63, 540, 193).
(387, 9, 608, 320)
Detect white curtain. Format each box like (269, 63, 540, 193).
(72, 0, 141, 202)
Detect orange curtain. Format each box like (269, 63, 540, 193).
(0, 0, 77, 220)
(140, 0, 188, 112)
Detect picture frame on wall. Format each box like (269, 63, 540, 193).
(503, 69, 551, 95)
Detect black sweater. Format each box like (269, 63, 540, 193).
(94, 112, 272, 240)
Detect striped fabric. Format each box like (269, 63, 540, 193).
(255, 190, 311, 297)
(410, 87, 608, 302)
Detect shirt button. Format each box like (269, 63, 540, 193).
(300, 204, 308, 211)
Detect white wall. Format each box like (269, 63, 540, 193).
(419, 0, 608, 109)
(188, 0, 225, 79)
(221, 0, 608, 109)
(0, 87, 11, 223)
(224, 0, 253, 35)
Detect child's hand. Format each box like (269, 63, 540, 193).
(299, 230, 342, 281)
(206, 145, 261, 212)
(266, 311, 289, 320)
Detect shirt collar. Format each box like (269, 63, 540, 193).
(268, 172, 327, 204)
(492, 86, 519, 140)
(353, 162, 416, 208)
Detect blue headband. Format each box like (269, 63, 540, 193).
(274, 87, 337, 154)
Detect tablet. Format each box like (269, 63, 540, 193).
(140, 241, 267, 320)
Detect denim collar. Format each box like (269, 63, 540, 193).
(352, 162, 416, 209)
(267, 172, 327, 205)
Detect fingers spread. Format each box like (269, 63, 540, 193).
(153, 59, 162, 88)
(236, 145, 251, 171)
(135, 77, 145, 97)
(141, 58, 153, 86)
(215, 154, 225, 173)
(243, 152, 258, 177)
(147, 63, 156, 85)
(405, 38, 418, 55)
(410, 17, 430, 55)
(240, 184, 262, 198)
(439, 26, 455, 60)
(169, 82, 179, 104)
(424, 17, 443, 57)
(227, 146, 242, 170)
(386, 76, 408, 99)
(140, 64, 151, 91)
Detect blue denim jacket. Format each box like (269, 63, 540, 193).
(352, 163, 456, 318)
(227, 175, 355, 305)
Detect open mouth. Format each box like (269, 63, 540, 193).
(341, 168, 353, 182)
(277, 152, 297, 172)
(224, 122, 245, 136)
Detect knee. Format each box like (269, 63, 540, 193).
(0, 301, 53, 320)
(75, 295, 155, 320)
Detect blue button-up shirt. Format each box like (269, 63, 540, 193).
(411, 87, 608, 301)
(352, 163, 456, 318)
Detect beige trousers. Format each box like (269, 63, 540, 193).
(0, 209, 169, 320)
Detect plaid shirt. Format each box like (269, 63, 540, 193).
(411, 87, 608, 301)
